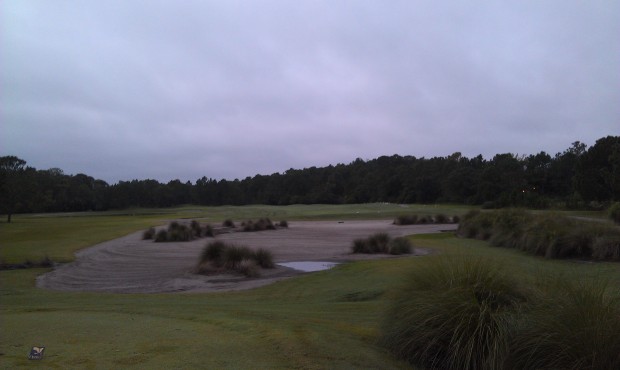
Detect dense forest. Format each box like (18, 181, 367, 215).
(1, 136, 619, 221)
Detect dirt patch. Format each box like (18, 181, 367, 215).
(37, 220, 456, 293)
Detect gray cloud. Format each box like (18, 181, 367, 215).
(2, 0, 619, 183)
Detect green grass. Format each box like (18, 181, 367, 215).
(1, 204, 618, 368)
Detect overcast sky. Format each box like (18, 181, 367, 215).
(2, 1, 619, 184)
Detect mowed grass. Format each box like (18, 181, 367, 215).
(1, 205, 618, 368)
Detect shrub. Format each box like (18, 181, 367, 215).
(609, 202, 620, 224)
(368, 232, 391, 253)
(278, 220, 289, 228)
(237, 259, 260, 278)
(352, 233, 397, 254)
(190, 220, 202, 237)
(417, 215, 431, 224)
(394, 215, 418, 225)
(381, 256, 524, 370)
(388, 237, 413, 255)
(592, 234, 620, 261)
(488, 209, 530, 249)
(198, 241, 275, 277)
(253, 248, 274, 268)
(242, 218, 276, 232)
(154, 229, 168, 242)
(434, 213, 448, 224)
(167, 223, 193, 241)
(521, 214, 575, 257)
(204, 224, 214, 237)
(459, 209, 620, 261)
(452, 215, 460, 224)
(223, 219, 235, 228)
(143, 227, 156, 240)
(457, 210, 495, 240)
(221, 245, 252, 270)
(201, 241, 227, 266)
(352, 238, 369, 253)
(509, 279, 620, 370)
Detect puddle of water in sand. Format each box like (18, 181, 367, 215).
(278, 261, 340, 272)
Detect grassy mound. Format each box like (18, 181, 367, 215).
(457, 209, 620, 261)
(197, 241, 275, 277)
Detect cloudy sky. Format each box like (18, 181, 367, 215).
(2, 1, 619, 184)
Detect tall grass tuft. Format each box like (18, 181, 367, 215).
(592, 234, 620, 260)
(201, 241, 227, 267)
(508, 279, 620, 370)
(198, 241, 275, 276)
(352, 233, 413, 255)
(387, 237, 413, 255)
(457, 210, 495, 240)
(609, 202, 620, 224)
(458, 209, 620, 261)
(367, 232, 391, 253)
(254, 248, 275, 268)
(154, 229, 168, 242)
(381, 256, 524, 370)
(142, 227, 156, 240)
(203, 224, 214, 237)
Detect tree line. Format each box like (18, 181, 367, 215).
(1, 136, 619, 222)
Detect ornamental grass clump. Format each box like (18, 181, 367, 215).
(458, 209, 620, 261)
(142, 227, 156, 240)
(387, 237, 413, 255)
(457, 210, 496, 240)
(381, 256, 525, 370)
(508, 278, 620, 370)
(352, 233, 413, 255)
(609, 202, 620, 224)
(242, 218, 276, 232)
(197, 241, 275, 277)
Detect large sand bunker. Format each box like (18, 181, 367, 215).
(37, 220, 456, 293)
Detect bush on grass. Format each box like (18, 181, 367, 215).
(381, 256, 524, 370)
